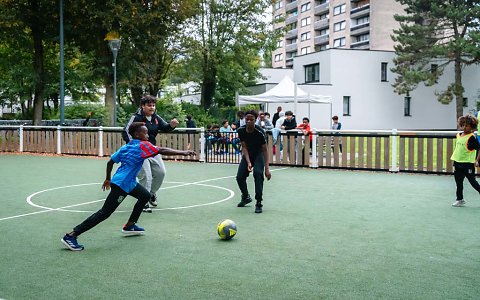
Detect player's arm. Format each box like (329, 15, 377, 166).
(262, 143, 271, 180)
(102, 159, 115, 190)
(156, 146, 196, 157)
(468, 135, 480, 166)
(240, 141, 252, 171)
(156, 115, 178, 133)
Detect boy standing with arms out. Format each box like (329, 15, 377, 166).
(236, 110, 272, 213)
(451, 115, 480, 207)
(61, 122, 195, 251)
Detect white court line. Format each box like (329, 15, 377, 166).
(0, 168, 288, 222)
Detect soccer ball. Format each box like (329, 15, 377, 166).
(217, 219, 237, 240)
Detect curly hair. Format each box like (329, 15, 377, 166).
(244, 109, 258, 119)
(458, 115, 478, 130)
(128, 122, 146, 137)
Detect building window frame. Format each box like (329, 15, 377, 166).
(333, 4, 346, 16)
(334, 21, 346, 32)
(404, 96, 411, 116)
(333, 37, 346, 48)
(343, 96, 351, 116)
(301, 2, 311, 12)
(274, 53, 284, 62)
(300, 32, 311, 41)
(301, 16, 311, 27)
(305, 63, 320, 83)
(381, 62, 388, 82)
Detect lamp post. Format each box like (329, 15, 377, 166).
(109, 39, 121, 127)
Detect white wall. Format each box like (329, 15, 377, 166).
(291, 49, 479, 130)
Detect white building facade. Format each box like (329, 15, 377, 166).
(258, 49, 479, 130)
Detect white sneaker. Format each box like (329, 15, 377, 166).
(142, 204, 152, 213)
(452, 200, 466, 207)
(149, 193, 158, 207)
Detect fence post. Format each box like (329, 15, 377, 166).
(390, 129, 399, 172)
(56, 125, 62, 154)
(19, 125, 24, 152)
(310, 129, 318, 168)
(98, 126, 104, 157)
(199, 127, 205, 162)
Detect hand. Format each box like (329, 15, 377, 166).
(102, 179, 111, 191)
(476, 161, 479, 167)
(247, 163, 253, 172)
(183, 150, 196, 156)
(265, 168, 271, 181)
(170, 118, 179, 128)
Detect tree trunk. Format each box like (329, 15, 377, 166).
(130, 85, 143, 107)
(30, 3, 45, 126)
(454, 56, 464, 129)
(201, 67, 216, 109)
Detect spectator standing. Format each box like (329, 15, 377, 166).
(331, 115, 342, 153)
(272, 106, 283, 127)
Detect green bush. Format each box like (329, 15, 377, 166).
(63, 104, 108, 125)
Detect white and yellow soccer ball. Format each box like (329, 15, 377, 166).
(217, 219, 237, 240)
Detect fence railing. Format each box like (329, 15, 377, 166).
(0, 125, 459, 174)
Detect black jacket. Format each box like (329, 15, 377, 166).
(122, 109, 174, 145)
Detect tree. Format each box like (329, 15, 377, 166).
(182, 0, 276, 109)
(391, 0, 480, 125)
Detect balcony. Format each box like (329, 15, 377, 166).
(285, 14, 298, 25)
(286, 59, 294, 67)
(350, 22, 370, 35)
(350, 4, 370, 18)
(313, 18, 329, 30)
(350, 40, 369, 49)
(285, 0, 298, 12)
(285, 28, 298, 39)
(314, 3, 329, 15)
(314, 34, 329, 45)
(285, 43, 297, 52)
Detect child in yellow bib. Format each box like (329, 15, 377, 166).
(450, 115, 480, 207)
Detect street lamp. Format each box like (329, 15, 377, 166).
(109, 39, 121, 127)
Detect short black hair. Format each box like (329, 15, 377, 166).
(141, 95, 157, 106)
(128, 122, 145, 137)
(245, 110, 258, 119)
(303, 117, 310, 123)
(285, 111, 293, 116)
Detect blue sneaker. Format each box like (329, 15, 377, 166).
(122, 224, 145, 235)
(61, 234, 84, 251)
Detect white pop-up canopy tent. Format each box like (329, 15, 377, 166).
(237, 76, 332, 124)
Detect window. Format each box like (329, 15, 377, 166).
(404, 96, 411, 116)
(318, 0, 329, 4)
(381, 62, 388, 82)
(431, 64, 438, 74)
(274, 1, 283, 10)
(463, 97, 468, 107)
(274, 14, 282, 21)
(300, 32, 311, 41)
(318, 44, 329, 51)
(333, 37, 346, 48)
(319, 13, 329, 20)
(286, 52, 297, 59)
(301, 2, 311, 12)
(274, 54, 283, 62)
(301, 46, 311, 55)
(355, 33, 369, 42)
(305, 63, 319, 83)
(276, 40, 284, 48)
(333, 4, 346, 15)
(301, 17, 311, 27)
(356, 16, 369, 25)
(319, 28, 329, 36)
(287, 22, 297, 31)
(334, 21, 346, 32)
(343, 96, 351, 116)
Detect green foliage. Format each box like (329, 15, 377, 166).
(63, 104, 108, 126)
(391, 0, 480, 121)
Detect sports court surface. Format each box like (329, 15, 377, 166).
(0, 154, 479, 299)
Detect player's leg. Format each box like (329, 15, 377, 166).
(236, 156, 252, 207)
(452, 162, 467, 206)
(122, 184, 151, 235)
(149, 155, 166, 207)
(138, 158, 153, 212)
(465, 163, 480, 195)
(252, 154, 265, 213)
(62, 183, 126, 250)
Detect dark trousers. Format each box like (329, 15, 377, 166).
(453, 162, 480, 200)
(236, 154, 265, 201)
(73, 183, 150, 236)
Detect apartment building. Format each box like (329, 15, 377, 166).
(271, 0, 404, 68)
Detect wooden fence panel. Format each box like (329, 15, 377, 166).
(358, 136, 364, 169)
(349, 136, 356, 168)
(436, 138, 444, 173)
(446, 138, 454, 173)
(399, 137, 405, 171)
(426, 139, 434, 172)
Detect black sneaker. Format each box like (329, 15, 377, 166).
(237, 195, 252, 207)
(143, 204, 152, 213)
(149, 193, 158, 207)
(255, 203, 263, 214)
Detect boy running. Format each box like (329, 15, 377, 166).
(61, 122, 195, 251)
